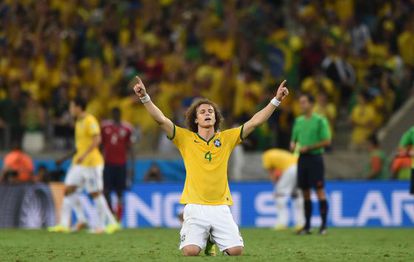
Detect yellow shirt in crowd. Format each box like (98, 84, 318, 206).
(350, 103, 376, 145)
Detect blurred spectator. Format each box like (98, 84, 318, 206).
(366, 135, 387, 180)
(350, 92, 376, 150)
(0, 84, 24, 148)
(0, 142, 34, 183)
(22, 93, 46, 132)
(391, 149, 412, 180)
(0, 0, 413, 152)
(144, 163, 164, 182)
(33, 164, 48, 183)
(322, 44, 356, 102)
(50, 86, 74, 149)
(314, 90, 337, 137)
(301, 69, 338, 106)
(397, 18, 414, 68)
(21, 93, 46, 153)
(348, 17, 371, 56)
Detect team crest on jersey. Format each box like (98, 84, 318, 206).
(214, 139, 221, 147)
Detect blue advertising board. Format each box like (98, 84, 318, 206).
(0, 159, 186, 183)
(118, 181, 413, 228)
(1, 159, 413, 228)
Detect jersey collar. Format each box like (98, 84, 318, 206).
(196, 132, 216, 145)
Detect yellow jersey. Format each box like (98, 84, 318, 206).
(262, 149, 297, 172)
(73, 114, 104, 167)
(170, 125, 243, 205)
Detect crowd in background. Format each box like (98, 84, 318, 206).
(0, 0, 414, 153)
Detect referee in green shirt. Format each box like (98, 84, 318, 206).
(399, 126, 414, 195)
(290, 93, 331, 235)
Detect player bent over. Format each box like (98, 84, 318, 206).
(262, 149, 304, 230)
(48, 98, 120, 234)
(132, 77, 289, 256)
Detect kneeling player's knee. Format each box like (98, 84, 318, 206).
(182, 245, 201, 256)
(225, 246, 243, 256)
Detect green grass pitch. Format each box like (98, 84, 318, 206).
(0, 228, 413, 261)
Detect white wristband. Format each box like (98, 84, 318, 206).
(270, 97, 281, 107)
(140, 94, 151, 103)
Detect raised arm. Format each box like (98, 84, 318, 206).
(242, 80, 289, 139)
(132, 76, 174, 138)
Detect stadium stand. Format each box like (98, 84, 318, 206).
(0, 0, 413, 179)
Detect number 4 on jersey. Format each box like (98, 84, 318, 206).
(204, 151, 212, 162)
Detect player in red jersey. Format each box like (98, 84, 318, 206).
(101, 107, 135, 220)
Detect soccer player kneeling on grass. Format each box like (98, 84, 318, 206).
(132, 76, 289, 256)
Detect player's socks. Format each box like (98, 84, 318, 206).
(48, 196, 72, 233)
(69, 193, 87, 226)
(93, 196, 106, 230)
(319, 199, 328, 234)
(95, 195, 118, 228)
(275, 196, 289, 227)
(116, 203, 123, 221)
(60, 196, 72, 228)
(293, 195, 305, 228)
(304, 200, 312, 230)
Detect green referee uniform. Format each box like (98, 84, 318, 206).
(291, 112, 331, 232)
(291, 113, 331, 189)
(292, 113, 331, 155)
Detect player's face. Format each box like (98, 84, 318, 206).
(195, 104, 216, 129)
(299, 96, 312, 114)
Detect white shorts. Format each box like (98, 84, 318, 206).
(275, 165, 297, 196)
(179, 204, 244, 252)
(64, 165, 104, 193)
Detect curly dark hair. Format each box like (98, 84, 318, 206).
(185, 98, 223, 132)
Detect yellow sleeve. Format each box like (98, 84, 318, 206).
(168, 125, 189, 149)
(222, 125, 244, 150)
(87, 116, 101, 136)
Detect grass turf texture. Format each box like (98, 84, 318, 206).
(0, 228, 413, 261)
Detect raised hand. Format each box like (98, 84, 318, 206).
(132, 76, 147, 98)
(275, 80, 289, 101)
